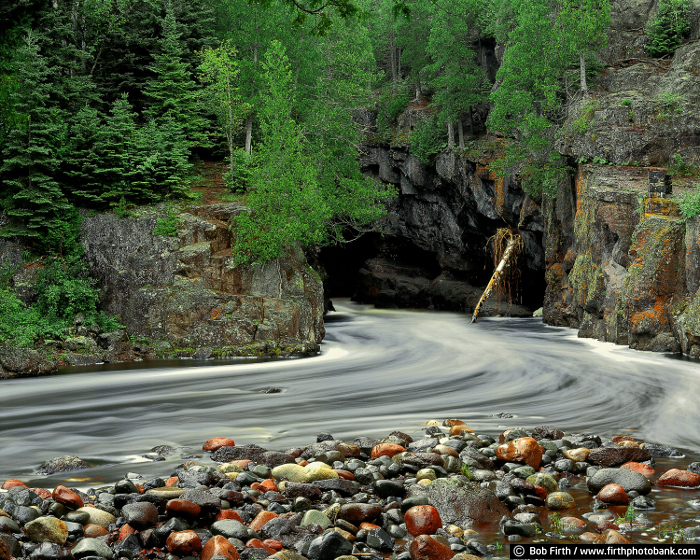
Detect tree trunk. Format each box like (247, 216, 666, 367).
(579, 51, 588, 94)
(471, 235, 519, 323)
(245, 42, 259, 155)
(390, 36, 398, 86)
(457, 118, 465, 149)
(447, 121, 454, 149)
(415, 78, 421, 100)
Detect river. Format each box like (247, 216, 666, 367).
(2, 299, 700, 489)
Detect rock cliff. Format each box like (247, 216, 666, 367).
(81, 203, 324, 353)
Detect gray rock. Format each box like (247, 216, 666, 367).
(121, 502, 158, 530)
(0, 347, 56, 377)
(306, 531, 353, 560)
(72, 538, 114, 559)
(407, 477, 509, 524)
(587, 468, 652, 495)
(38, 455, 88, 475)
(211, 519, 251, 540)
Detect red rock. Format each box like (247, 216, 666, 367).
(496, 437, 543, 469)
(596, 521, 620, 533)
(338, 503, 382, 524)
(166, 530, 202, 556)
(84, 524, 109, 537)
(596, 484, 629, 505)
(409, 534, 455, 560)
(201, 535, 239, 560)
(165, 476, 178, 487)
(533, 486, 547, 499)
(118, 524, 138, 541)
(135, 484, 145, 494)
(31, 488, 52, 500)
(0, 537, 9, 560)
(297, 460, 309, 467)
(359, 522, 381, 531)
(250, 482, 262, 491)
(1, 479, 26, 490)
(656, 469, 700, 488)
(560, 517, 587, 532)
(166, 499, 201, 519)
(580, 532, 603, 543)
(370, 443, 406, 459)
(203, 437, 235, 452)
(52, 485, 84, 510)
(405, 505, 443, 537)
(249, 510, 278, 533)
(587, 447, 650, 467)
(337, 443, 361, 457)
(334, 469, 355, 480)
(621, 462, 655, 476)
(263, 539, 283, 551)
(602, 529, 630, 544)
(230, 460, 253, 469)
(245, 539, 275, 554)
(449, 425, 474, 436)
(612, 436, 641, 444)
(216, 510, 243, 522)
(259, 479, 277, 492)
(433, 445, 459, 457)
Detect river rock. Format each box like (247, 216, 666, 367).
(407, 477, 509, 524)
(338, 503, 382, 524)
(306, 531, 353, 560)
(179, 488, 221, 514)
(409, 534, 455, 560)
(37, 455, 87, 475)
(496, 437, 542, 468)
(526, 473, 557, 494)
(24, 517, 68, 545)
(0, 539, 8, 560)
(0, 347, 56, 377)
(166, 530, 202, 556)
(211, 444, 268, 463)
(405, 505, 442, 536)
(202, 535, 239, 560)
(620, 462, 655, 475)
(596, 484, 629, 505)
(546, 492, 575, 510)
(656, 469, 700, 488)
(587, 447, 651, 467)
(305, 466, 338, 482)
(587, 468, 652, 495)
(272, 464, 308, 482)
(531, 426, 564, 440)
(640, 443, 683, 457)
(371, 444, 406, 459)
(249, 511, 278, 533)
(165, 498, 201, 519)
(311, 479, 360, 496)
(72, 538, 114, 559)
(51, 486, 83, 510)
(203, 438, 235, 451)
(74, 507, 116, 529)
(563, 448, 590, 462)
(300, 510, 331, 529)
(121, 502, 158, 530)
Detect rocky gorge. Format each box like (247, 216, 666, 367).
(3, 420, 700, 560)
(336, 0, 700, 358)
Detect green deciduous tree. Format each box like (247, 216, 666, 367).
(198, 40, 250, 182)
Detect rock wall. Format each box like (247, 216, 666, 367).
(350, 137, 546, 314)
(81, 203, 324, 352)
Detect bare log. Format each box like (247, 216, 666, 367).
(470, 234, 519, 324)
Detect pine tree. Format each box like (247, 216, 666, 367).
(0, 30, 72, 245)
(646, 0, 691, 57)
(144, 1, 209, 149)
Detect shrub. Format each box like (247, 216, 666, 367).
(152, 207, 182, 237)
(376, 93, 411, 136)
(680, 185, 700, 221)
(410, 114, 447, 164)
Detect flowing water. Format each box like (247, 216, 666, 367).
(2, 299, 700, 494)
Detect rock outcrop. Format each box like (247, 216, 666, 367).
(350, 137, 545, 315)
(81, 203, 324, 353)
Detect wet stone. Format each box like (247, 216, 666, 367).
(306, 531, 353, 560)
(72, 538, 114, 559)
(121, 502, 158, 530)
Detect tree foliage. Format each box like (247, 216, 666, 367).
(646, 0, 692, 57)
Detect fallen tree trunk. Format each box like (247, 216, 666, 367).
(471, 233, 520, 324)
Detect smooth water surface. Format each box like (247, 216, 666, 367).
(2, 299, 700, 488)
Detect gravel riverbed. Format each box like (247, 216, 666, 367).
(3, 420, 700, 560)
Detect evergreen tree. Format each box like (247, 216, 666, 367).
(144, 1, 209, 149)
(425, 0, 488, 147)
(646, 0, 691, 57)
(0, 30, 72, 245)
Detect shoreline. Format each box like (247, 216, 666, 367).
(3, 421, 700, 560)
